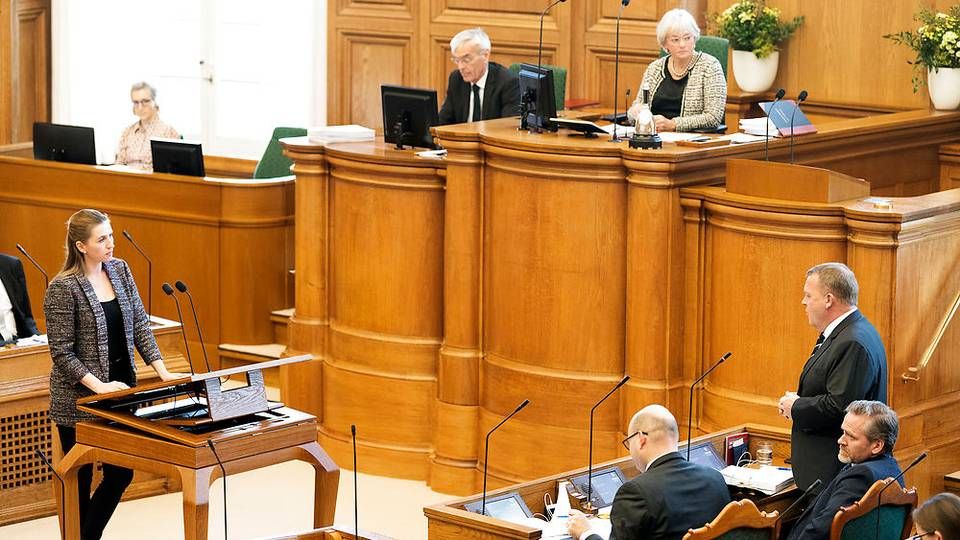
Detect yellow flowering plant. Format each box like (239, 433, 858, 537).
(885, 6, 960, 91)
(710, 0, 804, 58)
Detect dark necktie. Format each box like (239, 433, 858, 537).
(471, 84, 482, 122)
(809, 333, 825, 358)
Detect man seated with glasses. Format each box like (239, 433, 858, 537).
(567, 404, 731, 540)
(785, 400, 903, 540)
(438, 27, 519, 126)
(116, 81, 179, 170)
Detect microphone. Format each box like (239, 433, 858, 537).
(764, 88, 786, 161)
(686, 351, 732, 460)
(481, 399, 530, 515)
(162, 283, 196, 375)
(15, 243, 49, 290)
(874, 451, 927, 539)
(775, 478, 822, 525)
(122, 230, 153, 317)
(788, 90, 809, 164)
(534, 0, 567, 133)
(207, 440, 228, 540)
(585, 376, 630, 511)
(174, 281, 212, 373)
(609, 0, 631, 142)
(352, 424, 359, 540)
(35, 449, 66, 540)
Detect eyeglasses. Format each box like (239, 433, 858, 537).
(451, 53, 479, 65)
(132, 98, 154, 107)
(907, 533, 935, 540)
(621, 430, 648, 451)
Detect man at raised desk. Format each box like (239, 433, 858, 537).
(0, 253, 40, 345)
(567, 404, 730, 540)
(438, 27, 519, 126)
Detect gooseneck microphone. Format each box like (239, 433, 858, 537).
(122, 230, 153, 317)
(609, 0, 631, 142)
(15, 243, 49, 290)
(788, 90, 809, 164)
(764, 88, 786, 161)
(534, 0, 567, 133)
(481, 399, 530, 515)
(174, 281, 212, 373)
(207, 440, 228, 540)
(686, 352, 732, 460)
(585, 376, 630, 510)
(162, 283, 196, 375)
(874, 451, 927, 540)
(775, 478, 822, 524)
(35, 449, 66, 540)
(352, 424, 359, 540)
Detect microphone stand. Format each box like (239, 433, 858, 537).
(763, 88, 785, 161)
(584, 376, 630, 512)
(609, 0, 630, 142)
(162, 282, 196, 375)
(687, 352, 732, 460)
(122, 230, 153, 317)
(775, 478, 822, 526)
(874, 451, 926, 540)
(482, 399, 530, 515)
(15, 243, 49, 290)
(788, 90, 808, 164)
(534, 0, 566, 133)
(175, 281, 212, 373)
(352, 424, 359, 540)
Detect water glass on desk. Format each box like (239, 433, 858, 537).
(756, 442, 774, 465)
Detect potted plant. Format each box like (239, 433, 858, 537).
(886, 6, 960, 110)
(711, 0, 804, 92)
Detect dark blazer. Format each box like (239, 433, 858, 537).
(786, 453, 903, 540)
(43, 258, 162, 426)
(438, 62, 520, 125)
(0, 253, 40, 339)
(586, 452, 731, 540)
(791, 310, 888, 490)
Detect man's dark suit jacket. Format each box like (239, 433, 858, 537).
(438, 62, 519, 125)
(585, 452, 731, 540)
(0, 253, 40, 339)
(791, 310, 888, 490)
(786, 453, 903, 540)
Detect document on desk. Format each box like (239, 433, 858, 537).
(721, 465, 793, 495)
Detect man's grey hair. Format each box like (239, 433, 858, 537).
(807, 262, 859, 306)
(846, 400, 898, 455)
(130, 81, 157, 101)
(656, 8, 701, 48)
(450, 27, 491, 54)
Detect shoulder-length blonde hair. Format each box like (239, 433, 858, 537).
(56, 209, 110, 278)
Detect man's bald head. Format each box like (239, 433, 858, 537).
(630, 405, 680, 444)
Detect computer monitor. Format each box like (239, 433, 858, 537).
(150, 138, 205, 177)
(380, 85, 439, 150)
(685, 440, 728, 471)
(568, 465, 628, 509)
(32, 122, 97, 165)
(462, 491, 533, 520)
(517, 63, 557, 132)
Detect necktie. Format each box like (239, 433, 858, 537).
(471, 84, 482, 122)
(809, 333, 825, 358)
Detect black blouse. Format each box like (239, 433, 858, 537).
(652, 59, 690, 120)
(101, 298, 133, 385)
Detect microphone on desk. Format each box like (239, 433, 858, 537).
(16, 243, 49, 290)
(174, 280, 212, 373)
(532, 0, 567, 133)
(352, 424, 359, 540)
(686, 352, 732, 460)
(162, 282, 196, 375)
(585, 376, 630, 511)
(788, 90, 809, 164)
(122, 230, 153, 317)
(775, 478, 822, 525)
(481, 399, 531, 516)
(207, 440, 228, 540)
(764, 88, 786, 161)
(873, 451, 927, 540)
(35, 449, 66, 540)
(609, 0, 631, 142)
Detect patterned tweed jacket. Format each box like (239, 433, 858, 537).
(632, 52, 727, 132)
(44, 258, 161, 426)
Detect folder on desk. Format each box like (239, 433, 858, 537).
(759, 100, 817, 137)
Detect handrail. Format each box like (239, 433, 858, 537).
(903, 289, 960, 381)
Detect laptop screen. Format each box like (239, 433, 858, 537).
(686, 441, 727, 471)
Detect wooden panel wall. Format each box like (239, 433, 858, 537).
(0, 0, 51, 145)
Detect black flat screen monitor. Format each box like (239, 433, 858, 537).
(381, 85, 439, 150)
(151, 138, 205, 177)
(569, 465, 628, 509)
(33, 122, 97, 165)
(518, 63, 557, 132)
(686, 440, 728, 471)
(462, 491, 533, 520)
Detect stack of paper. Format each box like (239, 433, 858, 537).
(308, 124, 375, 144)
(721, 465, 794, 495)
(739, 117, 777, 137)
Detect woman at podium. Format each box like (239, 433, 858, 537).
(44, 208, 182, 540)
(626, 8, 727, 132)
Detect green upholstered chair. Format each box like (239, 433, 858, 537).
(659, 35, 729, 78)
(253, 126, 308, 179)
(508, 63, 567, 112)
(682, 500, 780, 540)
(829, 480, 918, 540)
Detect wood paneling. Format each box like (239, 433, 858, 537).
(0, 0, 51, 145)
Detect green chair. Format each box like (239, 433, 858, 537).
(659, 35, 729, 78)
(508, 63, 567, 112)
(253, 126, 308, 179)
(829, 480, 918, 540)
(682, 499, 780, 540)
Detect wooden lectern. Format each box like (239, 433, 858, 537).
(54, 355, 339, 540)
(725, 159, 871, 203)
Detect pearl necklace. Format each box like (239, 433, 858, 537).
(668, 54, 693, 79)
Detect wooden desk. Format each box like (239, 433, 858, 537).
(945, 472, 960, 497)
(54, 408, 338, 540)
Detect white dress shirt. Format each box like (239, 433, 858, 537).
(467, 68, 489, 123)
(0, 282, 17, 341)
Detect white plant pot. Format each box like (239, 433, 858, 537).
(732, 50, 780, 93)
(928, 67, 960, 111)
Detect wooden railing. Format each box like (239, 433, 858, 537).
(903, 290, 960, 382)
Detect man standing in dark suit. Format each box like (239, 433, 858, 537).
(779, 262, 888, 491)
(567, 404, 731, 540)
(786, 400, 903, 540)
(0, 253, 40, 344)
(438, 27, 519, 126)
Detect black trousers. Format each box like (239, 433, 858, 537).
(57, 424, 134, 540)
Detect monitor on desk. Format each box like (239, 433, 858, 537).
(518, 63, 557, 132)
(151, 138, 205, 177)
(380, 84, 439, 150)
(462, 491, 533, 520)
(686, 440, 728, 471)
(569, 465, 628, 509)
(33, 122, 97, 165)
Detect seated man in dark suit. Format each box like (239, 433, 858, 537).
(0, 253, 40, 344)
(438, 27, 519, 126)
(567, 404, 731, 540)
(786, 400, 904, 540)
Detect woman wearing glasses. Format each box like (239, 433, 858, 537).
(913, 492, 960, 540)
(626, 8, 727, 132)
(116, 81, 179, 170)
